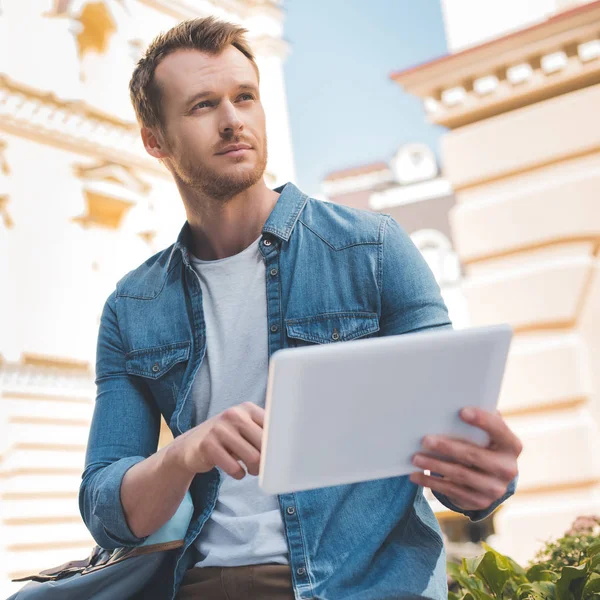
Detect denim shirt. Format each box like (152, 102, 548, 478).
(79, 182, 516, 600)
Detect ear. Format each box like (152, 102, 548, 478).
(141, 127, 170, 160)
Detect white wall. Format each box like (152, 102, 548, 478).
(440, 0, 594, 52)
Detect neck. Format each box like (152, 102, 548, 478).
(180, 178, 280, 261)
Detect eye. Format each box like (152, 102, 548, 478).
(237, 93, 255, 102)
(193, 100, 213, 110)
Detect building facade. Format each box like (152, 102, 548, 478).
(0, 1, 295, 596)
(393, 0, 600, 565)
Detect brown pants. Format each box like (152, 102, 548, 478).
(175, 564, 296, 599)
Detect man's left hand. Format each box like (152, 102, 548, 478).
(409, 407, 523, 512)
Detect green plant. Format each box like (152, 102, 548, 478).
(533, 517, 600, 573)
(447, 518, 600, 600)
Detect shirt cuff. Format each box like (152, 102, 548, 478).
(432, 474, 518, 522)
(84, 456, 150, 549)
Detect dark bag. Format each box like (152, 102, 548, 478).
(7, 491, 194, 600)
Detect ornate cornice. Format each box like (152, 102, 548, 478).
(136, 0, 250, 20)
(0, 75, 168, 178)
(392, 1, 600, 128)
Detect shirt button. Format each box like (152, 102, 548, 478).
(151, 363, 160, 373)
(270, 268, 278, 276)
(297, 567, 306, 576)
(270, 325, 279, 333)
(286, 506, 295, 515)
(263, 239, 272, 246)
(331, 331, 340, 341)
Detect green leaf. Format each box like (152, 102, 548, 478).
(587, 543, 600, 559)
(583, 573, 600, 598)
(481, 542, 527, 578)
(475, 551, 512, 597)
(517, 581, 557, 599)
(448, 561, 463, 580)
(448, 560, 482, 594)
(466, 590, 495, 600)
(464, 554, 485, 575)
(556, 563, 589, 600)
(528, 564, 559, 583)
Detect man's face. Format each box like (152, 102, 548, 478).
(152, 46, 267, 201)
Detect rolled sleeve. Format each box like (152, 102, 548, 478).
(79, 291, 160, 550)
(433, 474, 519, 522)
(80, 456, 149, 549)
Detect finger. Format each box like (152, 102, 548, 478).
(460, 407, 523, 455)
(241, 402, 265, 428)
(218, 426, 261, 476)
(205, 439, 246, 480)
(421, 436, 517, 482)
(221, 406, 263, 450)
(409, 471, 494, 512)
(238, 419, 264, 453)
(412, 453, 509, 500)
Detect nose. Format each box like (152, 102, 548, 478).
(219, 100, 243, 137)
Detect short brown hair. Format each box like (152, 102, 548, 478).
(129, 16, 258, 130)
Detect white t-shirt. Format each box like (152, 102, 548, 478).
(189, 236, 289, 568)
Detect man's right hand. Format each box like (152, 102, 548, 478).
(175, 402, 265, 480)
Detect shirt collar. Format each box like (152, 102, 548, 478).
(172, 182, 308, 265)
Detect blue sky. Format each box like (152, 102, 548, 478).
(283, 0, 449, 197)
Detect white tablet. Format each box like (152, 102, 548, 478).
(258, 324, 512, 495)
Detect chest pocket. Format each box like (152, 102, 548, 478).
(285, 312, 380, 347)
(125, 341, 191, 411)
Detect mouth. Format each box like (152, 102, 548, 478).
(216, 144, 253, 157)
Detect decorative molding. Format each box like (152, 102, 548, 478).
(369, 178, 453, 211)
(501, 396, 588, 418)
(4, 515, 83, 526)
(9, 415, 90, 427)
(73, 161, 151, 229)
(0, 361, 95, 399)
(0, 467, 82, 478)
(0, 75, 168, 178)
(21, 353, 90, 372)
(76, 1, 117, 57)
(7, 540, 94, 553)
(1, 491, 78, 501)
(138, 229, 157, 245)
(323, 169, 394, 197)
(138, 0, 283, 22)
(0, 137, 13, 228)
(75, 161, 151, 195)
(0, 196, 14, 228)
(392, 2, 600, 128)
(0, 139, 10, 175)
(513, 478, 600, 496)
(136, 0, 248, 20)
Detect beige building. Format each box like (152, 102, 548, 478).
(393, 0, 600, 565)
(0, 1, 295, 596)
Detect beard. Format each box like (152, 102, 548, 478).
(169, 137, 268, 202)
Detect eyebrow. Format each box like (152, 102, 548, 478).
(184, 83, 259, 107)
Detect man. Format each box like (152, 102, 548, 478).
(79, 16, 522, 600)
